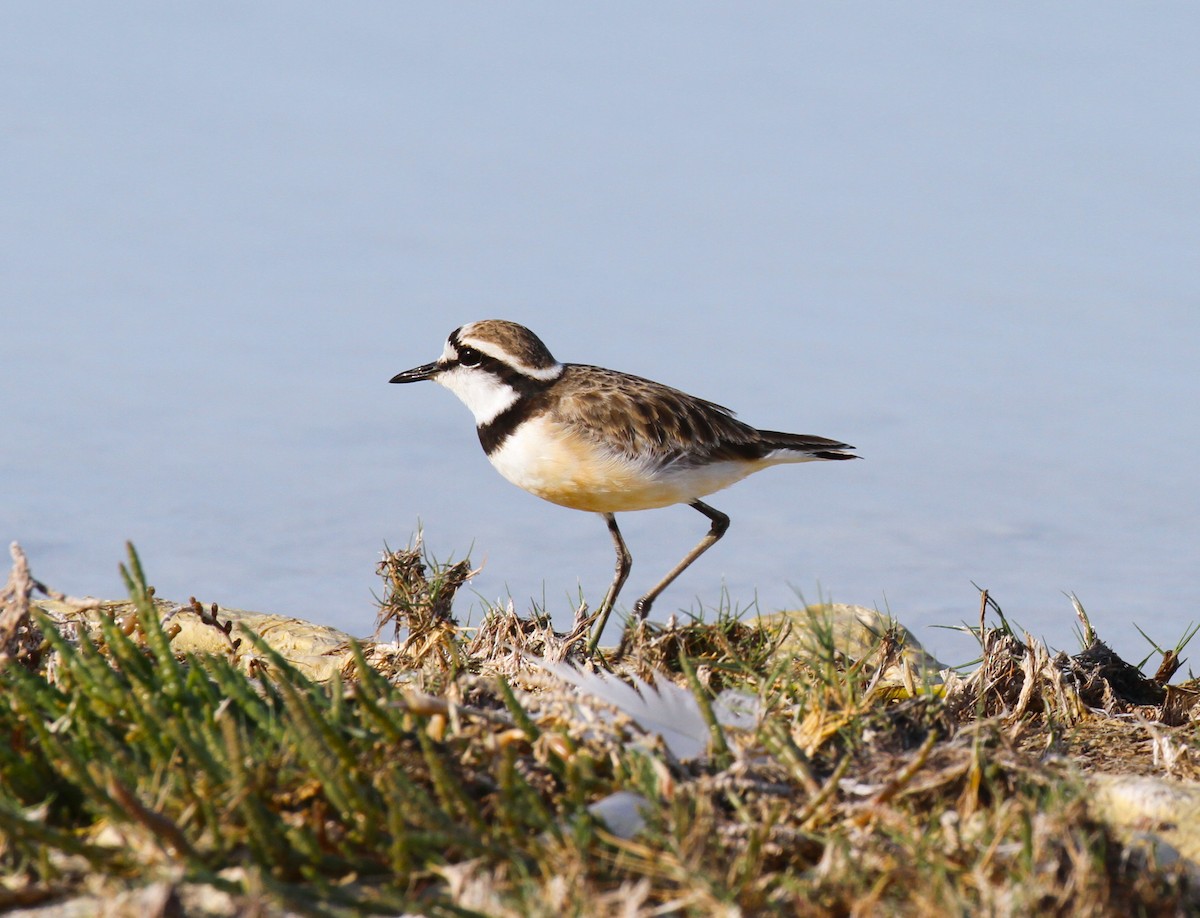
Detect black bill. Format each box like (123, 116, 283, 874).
(389, 361, 440, 384)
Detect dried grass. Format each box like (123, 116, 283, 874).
(1, 540, 1197, 915)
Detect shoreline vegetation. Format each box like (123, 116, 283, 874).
(2, 538, 1199, 916)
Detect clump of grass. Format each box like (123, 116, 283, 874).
(0, 544, 603, 913)
(1, 540, 1197, 914)
(0, 542, 73, 670)
(373, 531, 476, 672)
(946, 589, 1200, 729)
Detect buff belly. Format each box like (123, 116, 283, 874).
(486, 415, 781, 513)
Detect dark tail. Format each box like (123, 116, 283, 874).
(758, 430, 858, 460)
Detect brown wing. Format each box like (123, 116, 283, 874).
(549, 365, 772, 465)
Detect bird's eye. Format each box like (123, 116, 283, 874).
(458, 347, 483, 367)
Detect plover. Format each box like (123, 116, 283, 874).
(390, 320, 856, 650)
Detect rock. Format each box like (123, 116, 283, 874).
(1090, 773, 1200, 871)
(757, 603, 948, 683)
(32, 598, 355, 682)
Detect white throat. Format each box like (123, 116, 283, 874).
(436, 366, 519, 426)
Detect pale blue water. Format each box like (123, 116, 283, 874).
(4, 4, 1198, 665)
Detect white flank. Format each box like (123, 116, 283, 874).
(762, 447, 826, 464)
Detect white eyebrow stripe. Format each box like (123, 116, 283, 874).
(458, 336, 564, 380)
(520, 362, 565, 380)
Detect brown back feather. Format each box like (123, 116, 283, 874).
(550, 366, 777, 465)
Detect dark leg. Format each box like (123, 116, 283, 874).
(587, 512, 632, 653)
(631, 500, 730, 621)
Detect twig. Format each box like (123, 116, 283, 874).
(184, 596, 242, 655)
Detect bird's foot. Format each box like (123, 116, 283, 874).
(632, 596, 653, 620)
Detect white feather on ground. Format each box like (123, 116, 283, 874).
(533, 659, 759, 762)
(587, 790, 650, 839)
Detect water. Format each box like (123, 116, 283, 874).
(4, 4, 1198, 666)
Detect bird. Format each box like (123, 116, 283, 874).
(390, 320, 856, 652)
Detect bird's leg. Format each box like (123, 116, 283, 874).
(587, 512, 632, 653)
(632, 500, 730, 621)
